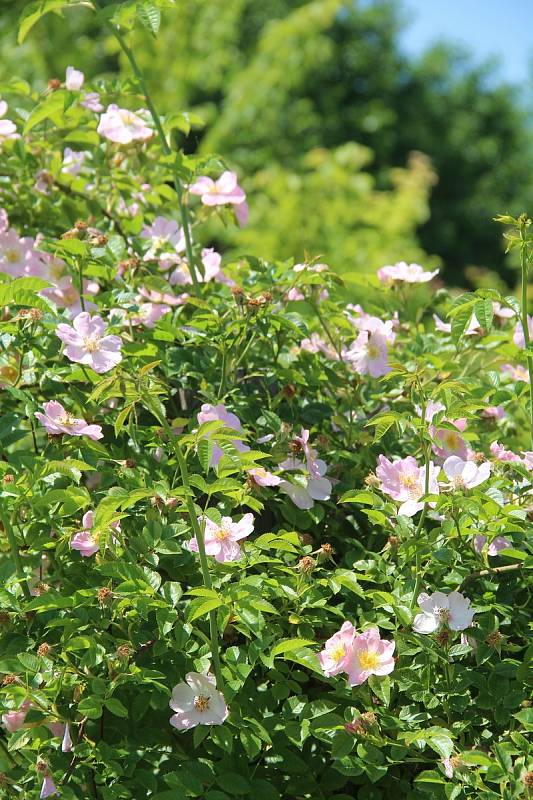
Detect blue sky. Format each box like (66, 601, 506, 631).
(400, 0, 533, 85)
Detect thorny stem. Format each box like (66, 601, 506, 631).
(149, 405, 223, 688)
(518, 218, 533, 448)
(102, 17, 200, 290)
(77, 257, 86, 312)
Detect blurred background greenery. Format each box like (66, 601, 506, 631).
(2, 0, 532, 288)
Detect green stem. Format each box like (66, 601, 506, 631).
(311, 301, 344, 361)
(103, 19, 200, 290)
(78, 258, 86, 312)
(148, 405, 223, 688)
(519, 219, 533, 448)
(0, 510, 31, 601)
(412, 404, 431, 608)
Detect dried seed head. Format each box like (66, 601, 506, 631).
(2, 674, 18, 685)
(97, 587, 113, 605)
(344, 720, 363, 735)
(449, 755, 463, 770)
(34, 582, 50, 596)
(36, 760, 48, 773)
(387, 535, 399, 548)
(48, 79, 61, 90)
(37, 643, 52, 658)
(297, 556, 315, 573)
(435, 629, 451, 647)
(2, 474, 14, 484)
(282, 384, 297, 398)
(61, 228, 79, 240)
(360, 711, 377, 730)
(364, 472, 380, 488)
(74, 220, 88, 231)
(319, 542, 334, 557)
(524, 771, 533, 789)
(116, 644, 132, 660)
(299, 533, 313, 546)
(90, 234, 108, 247)
(485, 630, 504, 648)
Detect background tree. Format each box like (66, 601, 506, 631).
(1, 0, 531, 284)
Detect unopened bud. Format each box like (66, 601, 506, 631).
(48, 79, 61, 90)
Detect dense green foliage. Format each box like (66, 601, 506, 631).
(1, 0, 532, 284)
(0, 3, 531, 800)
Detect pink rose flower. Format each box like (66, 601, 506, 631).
(433, 313, 481, 336)
(0, 100, 19, 143)
(513, 316, 533, 348)
(62, 147, 87, 176)
(376, 455, 439, 516)
(377, 261, 439, 284)
(501, 363, 529, 382)
(300, 332, 338, 360)
(189, 171, 248, 225)
(40, 774, 59, 798)
(81, 92, 104, 112)
(492, 302, 515, 322)
(188, 513, 254, 563)
(278, 474, 332, 509)
(473, 535, 511, 556)
(345, 627, 395, 686)
(413, 590, 474, 634)
(248, 467, 281, 487)
(430, 419, 469, 461)
(169, 672, 228, 730)
(35, 401, 103, 440)
(141, 216, 186, 263)
(62, 723, 73, 752)
(443, 456, 491, 490)
(41, 275, 99, 317)
(56, 312, 122, 374)
(65, 66, 84, 91)
(490, 441, 522, 463)
(482, 405, 506, 420)
(343, 329, 390, 377)
(318, 621, 357, 676)
(71, 510, 120, 557)
(2, 700, 31, 732)
(97, 104, 153, 144)
(196, 403, 250, 467)
(137, 287, 188, 307)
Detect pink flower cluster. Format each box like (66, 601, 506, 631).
(377, 261, 439, 284)
(97, 105, 153, 144)
(319, 622, 395, 686)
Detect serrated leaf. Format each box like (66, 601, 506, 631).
(137, 0, 161, 35)
(474, 298, 493, 332)
(114, 403, 134, 437)
(197, 438, 214, 473)
(104, 697, 129, 717)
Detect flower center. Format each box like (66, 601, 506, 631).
(451, 476, 466, 490)
(358, 650, 380, 671)
(83, 335, 101, 353)
(122, 111, 138, 126)
(436, 607, 451, 622)
(62, 287, 79, 305)
(330, 644, 346, 663)
(400, 474, 421, 499)
(366, 342, 380, 359)
(193, 694, 211, 712)
(4, 248, 20, 264)
(58, 414, 77, 427)
(214, 524, 231, 541)
(442, 431, 461, 450)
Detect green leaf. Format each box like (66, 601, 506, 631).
(186, 597, 225, 622)
(23, 91, 66, 135)
(474, 298, 493, 332)
(198, 438, 214, 473)
(18, 0, 70, 43)
(368, 674, 390, 706)
(77, 696, 103, 719)
(270, 638, 316, 658)
(339, 490, 376, 505)
(137, 0, 161, 36)
(104, 697, 129, 718)
(114, 403, 134, 437)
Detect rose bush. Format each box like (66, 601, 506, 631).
(0, 3, 531, 799)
